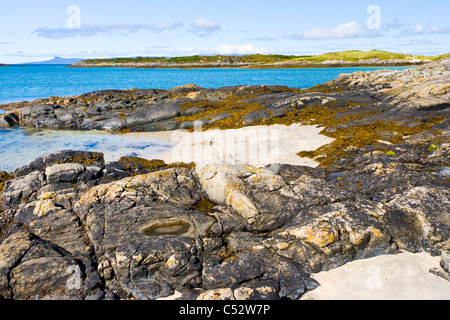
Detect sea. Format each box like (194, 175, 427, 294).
(0, 64, 410, 172)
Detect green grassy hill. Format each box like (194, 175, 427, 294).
(76, 50, 449, 67)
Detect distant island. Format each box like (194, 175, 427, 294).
(21, 57, 83, 65)
(71, 50, 450, 69)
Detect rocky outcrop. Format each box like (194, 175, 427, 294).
(322, 58, 450, 112)
(0, 141, 448, 300)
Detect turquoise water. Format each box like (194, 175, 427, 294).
(0, 65, 410, 104)
(0, 64, 411, 172)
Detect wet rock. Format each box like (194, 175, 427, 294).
(0, 112, 19, 127)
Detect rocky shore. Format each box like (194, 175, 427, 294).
(0, 59, 449, 300)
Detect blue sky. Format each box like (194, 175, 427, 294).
(1, 0, 449, 63)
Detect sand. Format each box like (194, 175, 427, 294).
(125, 124, 334, 168)
(301, 251, 450, 300)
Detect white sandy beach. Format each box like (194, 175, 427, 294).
(124, 124, 334, 168)
(301, 251, 450, 300)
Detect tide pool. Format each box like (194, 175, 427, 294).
(0, 127, 173, 172)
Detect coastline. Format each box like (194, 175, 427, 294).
(0, 59, 449, 301)
(70, 61, 425, 70)
(69, 50, 445, 70)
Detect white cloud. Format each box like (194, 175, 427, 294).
(190, 18, 221, 34)
(151, 22, 184, 33)
(302, 22, 365, 40)
(33, 22, 183, 39)
(413, 23, 425, 33)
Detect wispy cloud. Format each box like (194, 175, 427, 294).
(402, 23, 450, 36)
(290, 21, 383, 40)
(33, 22, 184, 39)
(150, 22, 184, 33)
(190, 18, 221, 36)
(167, 43, 272, 55)
(244, 36, 278, 42)
(383, 20, 450, 37)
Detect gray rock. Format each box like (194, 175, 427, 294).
(2, 171, 45, 208)
(404, 130, 437, 145)
(243, 111, 271, 126)
(102, 118, 126, 131)
(146, 103, 182, 123)
(13, 150, 104, 178)
(20, 104, 54, 117)
(384, 186, 450, 255)
(45, 163, 85, 184)
(0, 225, 102, 299)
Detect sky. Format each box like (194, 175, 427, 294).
(1, 0, 449, 63)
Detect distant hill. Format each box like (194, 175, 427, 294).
(71, 50, 450, 69)
(23, 57, 83, 65)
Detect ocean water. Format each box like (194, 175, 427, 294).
(0, 64, 411, 172)
(0, 65, 410, 104)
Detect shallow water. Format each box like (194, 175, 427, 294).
(0, 127, 173, 172)
(143, 222, 191, 236)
